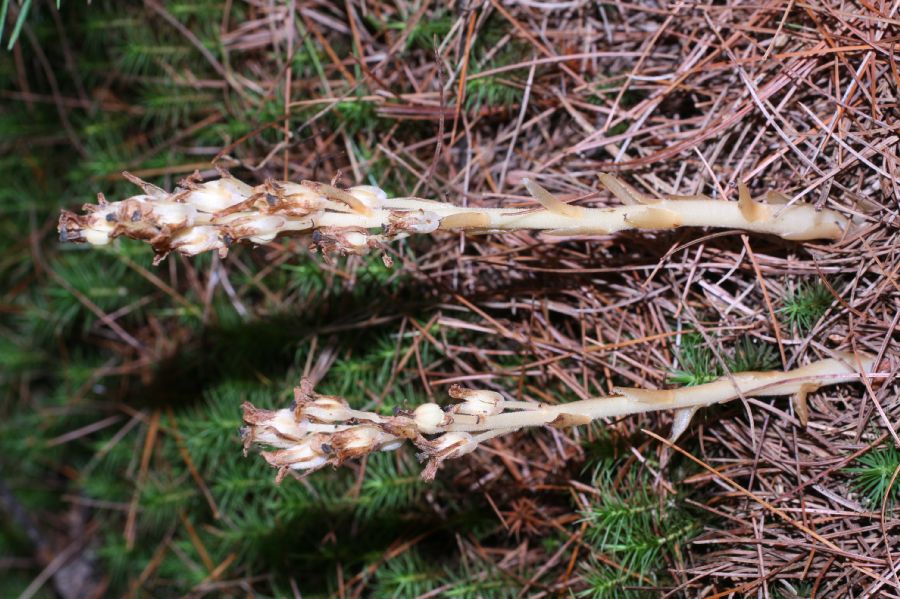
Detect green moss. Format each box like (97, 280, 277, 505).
(372, 550, 443, 598)
(779, 281, 833, 333)
(847, 445, 900, 506)
(578, 456, 699, 597)
(367, 11, 453, 51)
(729, 336, 779, 372)
(668, 333, 781, 386)
(667, 333, 721, 386)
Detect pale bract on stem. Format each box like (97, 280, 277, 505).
(58, 170, 851, 264)
(242, 354, 876, 483)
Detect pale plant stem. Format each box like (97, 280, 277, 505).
(442, 356, 873, 433)
(315, 197, 847, 240)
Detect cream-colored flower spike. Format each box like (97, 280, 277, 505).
(58, 170, 850, 263)
(242, 354, 876, 483)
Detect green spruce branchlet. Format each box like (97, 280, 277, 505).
(242, 354, 876, 483)
(58, 171, 851, 264)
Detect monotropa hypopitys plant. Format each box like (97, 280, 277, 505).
(242, 353, 877, 483)
(58, 170, 851, 263)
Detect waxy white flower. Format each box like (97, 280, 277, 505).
(170, 226, 223, 255)
(331, 425, 399, 462)
(413, 403, 449, 434)
(256, 409, 309, 443)
(222, 215, 287, 245)
(343, 231, 369, 251)
(241, 404, 312, 450)
(449, 386, 504, 417)
(185, 178, 253, 213)
(262, 436, 329, 471)
(379, 439, 404, 452)
(389, 210, 440, 234)
(277, 183, 327, 212)
(150, 201, 197, 227)
(429, 432, 478, 457)
(66, 208, 118, 246)
(335, 425, 382, 451)
(301, 396, 352, 423)
(348, 185, 387, 209)
(82, 225, 114, 246)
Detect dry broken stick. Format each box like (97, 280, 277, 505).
(58, 171, 851, 264)
(242, 353, 876, 483)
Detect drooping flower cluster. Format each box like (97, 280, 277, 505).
(240, 379, 493, 482)
(241, 355, 876, 483)
(58, 170, 413, 264)
(58, 170, 852, 265)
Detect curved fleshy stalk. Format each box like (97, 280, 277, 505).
(58, 171, 850, 264)
(242, 354, 875, 483)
